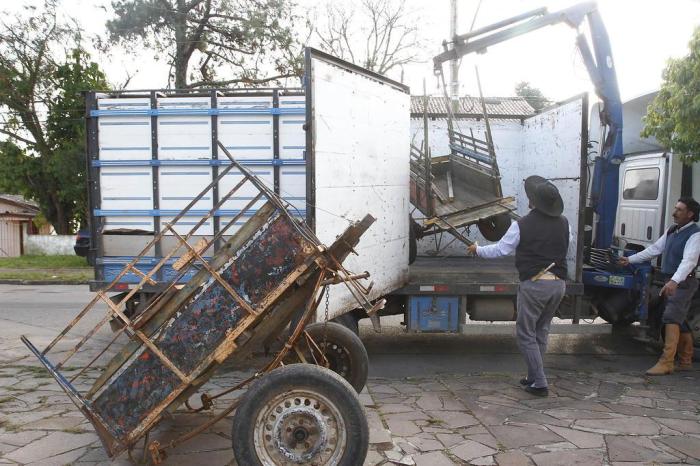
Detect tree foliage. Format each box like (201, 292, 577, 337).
(514, 81, 549, 112)
(106, 0, 304, 88)
(313, 0, 423, 76)
(642, 27, 700, 161)
(0, 3, 108, 234)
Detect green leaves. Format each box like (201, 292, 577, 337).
(0, 2, 108, 234)
(642, 27, 700, 162)
(107, 0, 304, 88)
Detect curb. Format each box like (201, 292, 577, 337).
(0, 279, 89, 286)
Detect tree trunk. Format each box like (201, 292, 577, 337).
(175, 0, 188, 88)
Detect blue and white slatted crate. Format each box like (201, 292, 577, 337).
(90, 90, 307, 285)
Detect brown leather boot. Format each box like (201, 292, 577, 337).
(646, 324, 680, 376)
(677, 332, 694, 371)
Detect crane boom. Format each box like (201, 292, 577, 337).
(434, 2, 623, 249)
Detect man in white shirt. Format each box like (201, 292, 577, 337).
(468, 176, 569, 397)
(619, 197, 700, 375)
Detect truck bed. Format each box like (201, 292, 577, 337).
(394, 256, 583, 296)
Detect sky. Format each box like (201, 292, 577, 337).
(6, 0, 700, 103)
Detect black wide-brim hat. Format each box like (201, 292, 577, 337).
(524, 175, 564, 217)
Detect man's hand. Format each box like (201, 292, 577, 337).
(660, 280, 678, 297)
(617, 256, 630, 267)
(467, 243, 478, 256)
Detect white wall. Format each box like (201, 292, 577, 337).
(409, 117, 524, 256)
(410, 97, 585, 276)
(24, 235, 75, 255)
(311, 54, 411, 319)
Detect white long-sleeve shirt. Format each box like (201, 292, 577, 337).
(628, 222, 700, 283)
(475, 221, 572, 259)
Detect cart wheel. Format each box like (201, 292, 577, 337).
(232, 364, 369, 465)
(478, 213, 512, 241)
(295, 321, 368, 393)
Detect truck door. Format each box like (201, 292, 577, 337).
(615, 153, 666, 251)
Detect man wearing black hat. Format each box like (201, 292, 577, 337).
(618, 196, 700, 375)
(468, 176, 569, 397)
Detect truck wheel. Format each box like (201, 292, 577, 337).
(232, 364, 369, 466)
(478, 213, 511, 241)
(593, 288, 636, 326)
(294, 322, 368, 393)
(331, 312, 360, 336)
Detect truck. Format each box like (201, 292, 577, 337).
(383, 3, 699, 346)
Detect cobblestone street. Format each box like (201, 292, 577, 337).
(1, 286, 699, 465)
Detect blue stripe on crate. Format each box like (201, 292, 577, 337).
(162, 196, 211, 200)
(103, 196, 152, 201)
(280, 101, 305, 105)
(92, 108, 304, 117)
(282, 145, 304, 150)
(164, 222, 211, 226)
(102, 172, 151, 176)
(160, 171, 210, 176)
(226, 171, 271, 176)
(159, 121, 209, 125)
(92, 159, 305, 167)
(220, 120, 270, 125)
(226, 145, 271, 150)
(105, 221, 153, 226)
(282, 120, 305, 124)
(101, 146, 150, 151)
(99, 121, 149, 126)
(160, 146, 210, 151)
(95, 209, 306, 216)
(282, 171, 305, 175)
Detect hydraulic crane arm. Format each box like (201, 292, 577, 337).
(434, 2, 623, 249)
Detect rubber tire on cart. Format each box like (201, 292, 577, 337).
(294, 321, 368, 393)
(232, 364, 369, 466)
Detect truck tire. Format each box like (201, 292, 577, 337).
(232, 364, 368, 466)
(331, 312, 360, 336)
(293, 321, 368, 393)
(594, 288, 636, 326)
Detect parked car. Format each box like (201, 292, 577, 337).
(74, 229, 90, 263)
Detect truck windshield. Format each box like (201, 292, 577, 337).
(622, 168, 659, 200)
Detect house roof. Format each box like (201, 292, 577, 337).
(0, 194, 40, 215)
(410, 95, 535, 120)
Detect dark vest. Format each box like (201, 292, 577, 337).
(661, 223, 700, 276)
(515, 210, 569, 281)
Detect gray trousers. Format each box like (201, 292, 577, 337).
(516, 279, 566, 388)
(661, 276, 698, 325)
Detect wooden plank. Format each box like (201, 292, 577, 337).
(446, 170, 454, 201)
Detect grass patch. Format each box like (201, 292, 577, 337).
(0, 270, 92, 283)
(0, 255, 88, 269)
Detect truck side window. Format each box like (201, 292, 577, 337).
(622, 168, 660, 200)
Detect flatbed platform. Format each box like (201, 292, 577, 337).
(394, 256, 583, 295)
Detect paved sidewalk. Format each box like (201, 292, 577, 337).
(2, 325, 700, 466)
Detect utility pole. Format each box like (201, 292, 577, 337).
(450, 0, 459, 113)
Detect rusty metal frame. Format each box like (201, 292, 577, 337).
(21, 141, 381, 462)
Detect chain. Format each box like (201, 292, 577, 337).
(321, 285, 330, 367)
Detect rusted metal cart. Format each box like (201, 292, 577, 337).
(21, 144, 381, 464)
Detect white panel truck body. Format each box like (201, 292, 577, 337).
(85, 49, 411, 321)
(395, 95, 589, 333)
